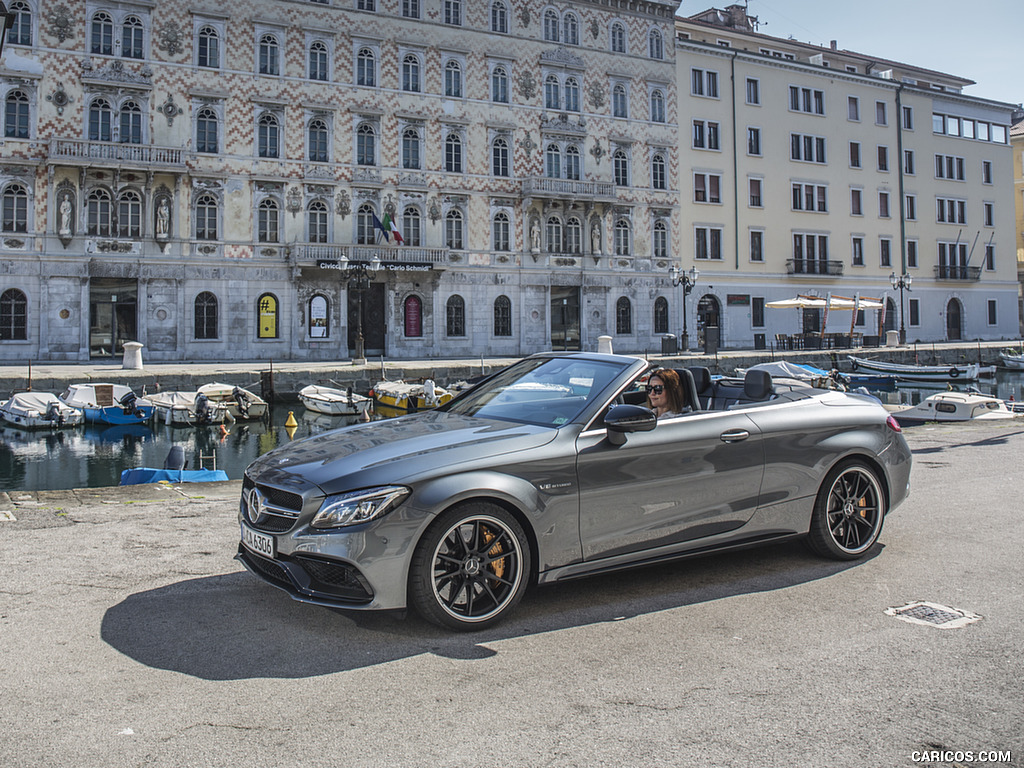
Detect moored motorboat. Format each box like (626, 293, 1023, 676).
(0, 392, 85, 429)
(998, 349, 1024, 370)
(735, 361, 896, 390)
(848, 356, 993, 382)
(370, 379, 453, 411)
(887, 391, 1017, 426)
(196, 382, 268, 420)
(147, 390, 230, 426)
(59, 383, 155, 425)
(298, 384, 373, 416)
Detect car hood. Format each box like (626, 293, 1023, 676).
(247, 411, 559, 495)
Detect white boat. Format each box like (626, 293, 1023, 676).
(998, 350, 1024, 370)
(0, 392, 85, 429)
(298, 385, 372, 416)
(196, 382, 268, 420)
(848, 355, 994, 382)
(148, 390, 230, 426)
(371, 379, 453, 411)
(59, 383, 155, 425)
(888, 391, 1018, 426)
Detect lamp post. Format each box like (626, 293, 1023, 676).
(670, 265, 699, 351)
(0, 3, 15, 58)
(889, 271, 912, 345)
(338, 254, 380, 363)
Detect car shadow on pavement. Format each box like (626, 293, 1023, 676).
(101, 540, 878, 680)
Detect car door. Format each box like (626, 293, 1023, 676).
(575, 410, 765, 562)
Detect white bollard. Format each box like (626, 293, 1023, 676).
(597, 335, 613, 354)
(122, 341, 144, 370)
(884, 330, 900, 347)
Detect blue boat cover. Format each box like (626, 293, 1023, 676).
(119, 468, 229, 485)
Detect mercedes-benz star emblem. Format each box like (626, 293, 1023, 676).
(247, 488, 263, 524)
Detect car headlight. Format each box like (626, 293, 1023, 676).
(311, 486, 410, 529)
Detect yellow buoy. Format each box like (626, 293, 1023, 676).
(285, 410, 297, 428)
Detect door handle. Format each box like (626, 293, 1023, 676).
(720, 429, 749, 443)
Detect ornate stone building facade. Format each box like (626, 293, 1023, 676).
(0, 0, 679, 362)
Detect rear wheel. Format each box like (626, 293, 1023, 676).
(807, 461, 886, 559)
(409, 503, 530, 631)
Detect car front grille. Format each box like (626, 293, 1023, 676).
(238, 546, 293, 590)
(237, 546, 374, 604)
(295, 555, 373, 600)
(241, 475, 308, 534)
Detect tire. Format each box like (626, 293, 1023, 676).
(408, 502, 531, 631)
(806, 461, 886, 560)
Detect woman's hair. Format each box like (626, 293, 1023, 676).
(647, 368, 688, 414)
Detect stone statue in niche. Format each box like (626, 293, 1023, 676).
(530, 220, 540, 253)
(58, 193, 73, 236)
(156, 198, 170, 239)
(591, 222, 602, 255)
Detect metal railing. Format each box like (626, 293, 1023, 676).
(291, 243, 448, 265)
(933, 265, 981, 281)
(786, 258, 845, 276)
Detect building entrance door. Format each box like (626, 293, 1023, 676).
(550, 287, 580, 350)
(945, 298, 962, 341)
(89, 279, 137, 358)
(348, 282, 386, 357)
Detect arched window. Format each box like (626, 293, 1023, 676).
(90, 12, 113, 55)
(491, 66, 508, 103)
(446, 294, 465, 337)
(614, 220, 631, 256)
(119, 101, 142, 144)
(257, 199, 279, 243)
(491, 1, 508, 33)
(357, 123, 376, 165)
(308, 118, 329, 162)
(258, 34, 280, 76)
(566, 145, 581, 181)
(494, 295, 512, 337)
(357, 203, 375, 244)
(122, 15, 144, 58)
(652, 153, 666, 190)
(613, 150, 629, 186)
(403, 295, 423, 337)
(257, 293, 279, 339)
(0, 288, 28, 341)
(308, 295, 329, 338)
(309, 41, 329, 81)
(445, 209, 464, 249)
(308, 200, 329, 243)
(357, 47, 376, 86)
(563, 13, 579, 45)
(565, 77, 580, 112)
(610, 22, 626, 54)
(444, 60, 462, 97)
(198, 25, 219, 68)
(650, 89, 665, 123)
(492, 212, 510, 251)
(195, 194, 218, 240)
(492, 137, 510, 176)
(195, 291, 218, 340)
(258, 114, 280, 158)
(612, 84, 628, 118)
(196, 107, 218, 153)
(10, 2, 32, 47)
(117, 190, 142, 238)
(543, 10, 559, 41)
(566, 217, 582, 254)
(545, 217, 562, 253)
(545, 143, 561, 179)
(402, 206, 421, 247)
(1, 184, 28, 233)
(89, 98, 113, 142)
(649, 28, 664, 59)
(86, 189, 112, 236)
(544, 75, 560, 109)
(654, 296, 669, 334)
(402, 127, 421, 169)
(653, 220, 668, 259)
(445, 133, 463, 173)
(402, 54, 420, 92)
(616, 297, 632, 335)
(4, 90, 29, 139)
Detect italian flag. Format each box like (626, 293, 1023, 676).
(382, 212, 404, 244)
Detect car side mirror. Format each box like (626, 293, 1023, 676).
(604, 404, 658, 446)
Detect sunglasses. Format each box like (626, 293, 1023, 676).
(645, 384, 665, 394)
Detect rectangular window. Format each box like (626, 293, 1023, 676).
(985, 243, 995, 270)
(935, 154, 965, 181)
(988, 300, 997, 326)
(877, 145, 889, 171)
(791, 183, 827, 212)
(880, 238, 891, 267)
(791, 133, 826, 163)
(694, 173, 721, 203)
(909, 298, 920, 326)
(905, 195, 916, 221)
(693, 120, 720, 149)
(875, 100, 887, 125)
(902, 105, 914, 130)
(847, 96, 859, 121)
(789, 86, 824, 114)
(907, 239, 918, 268)
(749, 178, 762, 207)
(791, 233, 829, 273)
(851, 188, 862, 216)
(936, 197, 966, 224)
(984, 202, 994, 227)
(904, 149, 915, 175)
(746, 78, 760, 105)
(879, 191, 890, 218)
(750, 229, 763, 261)
(747, 127, 761, 155)
(695, 226, 723, 259)
(752, 297, 765, 328)
(852, 236, 864, 266)
(850, 142, 861, 168)
(982, 160, 993, 184)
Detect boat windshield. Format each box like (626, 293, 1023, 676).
(444, 356, 627, 427)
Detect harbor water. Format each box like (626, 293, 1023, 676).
(3, 373, 1024, 493)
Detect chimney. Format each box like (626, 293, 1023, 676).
(830, 40, 838, 50)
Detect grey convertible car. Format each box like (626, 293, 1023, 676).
(237, 352, 912, 630)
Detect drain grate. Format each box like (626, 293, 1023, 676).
(885, 601, 981, 629)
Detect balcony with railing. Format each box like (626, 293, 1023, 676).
(289, 243, 449, 268)
(786, 259, 845, 276)
(48, 138, 186, 170)
(521, 177, 617, 203)
(934, 264, 981, 281)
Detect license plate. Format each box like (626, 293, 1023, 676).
(241, 523, 276, 558)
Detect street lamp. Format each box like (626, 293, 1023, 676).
(0, 3, 15, 58)
(337, 254, 381, 363)
(669, 265, 699, 351)
(889, 271, 912, 345)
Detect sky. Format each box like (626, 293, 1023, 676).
(677, 0, 1020, 106)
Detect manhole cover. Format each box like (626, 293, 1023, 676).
(885, 601, 981, 629)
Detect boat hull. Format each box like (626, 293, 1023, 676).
(298, 385, 372, 416)
(82, 405, 155, 425)
(848, 355, 987, 382)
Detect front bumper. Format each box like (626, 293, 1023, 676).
(235, 544, 376, 607)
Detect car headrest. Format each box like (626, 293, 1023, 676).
(689, 366, 712, 393)
(744, 369, 774, 400)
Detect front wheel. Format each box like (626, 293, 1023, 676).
(409, 503, 531, 631)
(806, 461, 886, 560)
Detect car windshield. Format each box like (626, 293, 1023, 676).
(445, 357, 627, 427)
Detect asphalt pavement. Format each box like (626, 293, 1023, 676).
(0, 421, 1021, 768)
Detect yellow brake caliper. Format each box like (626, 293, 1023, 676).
(482, 527, 506, 581)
